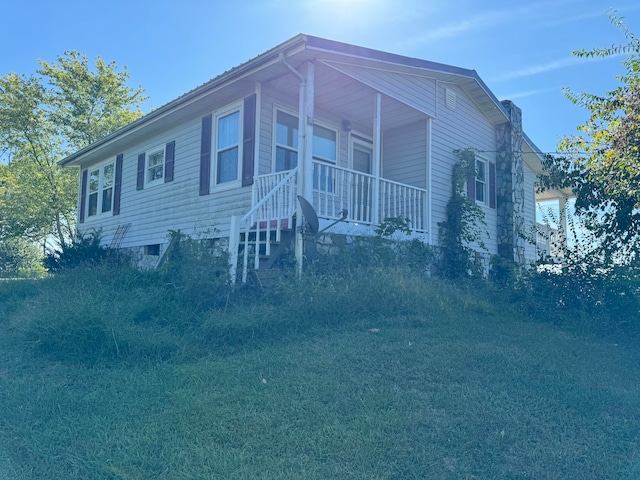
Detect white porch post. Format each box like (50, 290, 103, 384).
(560, 196, 569, 252)
(228, 215, 240, 284)
(372, 93, 382, 224)
(295, 62, 315, 276)
(426, 117, 432, 243)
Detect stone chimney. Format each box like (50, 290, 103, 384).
(495, 100, 525, 264)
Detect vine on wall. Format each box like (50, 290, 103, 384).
(438, 148, 488, 279)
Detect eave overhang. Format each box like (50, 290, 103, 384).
(60, 34, 542, 173)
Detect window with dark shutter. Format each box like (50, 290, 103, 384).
(79, 169, 88, 223)
(113, 153, 123, 215)
(137, 153, 145, 190)
(200, 114, 212, 195)
(165, 141, 175, 183)
(242, 94, 256, 187)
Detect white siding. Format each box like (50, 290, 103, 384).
(430, 82, 498, 254)
(382, 120, 427, 189)
(79, 99, 256, 249)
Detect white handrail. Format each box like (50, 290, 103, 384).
(230, 169, 298, 283)
(241, 169, 298, 223)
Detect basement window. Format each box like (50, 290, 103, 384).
(144, 244, 160, 256)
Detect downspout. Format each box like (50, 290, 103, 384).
(279, 52, 304, 83)
(278, 52, 307, 277)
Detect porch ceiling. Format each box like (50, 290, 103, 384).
(264, 60, 427, 133)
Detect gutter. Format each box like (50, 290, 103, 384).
(60, 34, 310, 167)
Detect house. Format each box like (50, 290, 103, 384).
(60, 34, 551, 280)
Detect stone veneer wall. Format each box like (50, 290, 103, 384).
(495, 100, 526, 264)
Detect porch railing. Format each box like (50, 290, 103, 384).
(313, 161, 427, 232)
(229, 164, 429, 282)
(535, 222, 560, 258)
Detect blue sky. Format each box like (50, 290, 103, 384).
(2, 0, 639, 155)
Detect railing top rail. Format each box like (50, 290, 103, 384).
(240, 168, 298, 223)
(312, 160, 427, 193)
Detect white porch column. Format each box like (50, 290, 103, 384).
(295, 62, 315, 275)
(372, 93, 382, 224)
(426, 117, 432, 243)
(559, 196, 569, 253)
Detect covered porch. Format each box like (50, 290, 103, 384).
(230, 54, 436, 281)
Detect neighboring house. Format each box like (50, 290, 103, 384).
(60, 34, 552, 280)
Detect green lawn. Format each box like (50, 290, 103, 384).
(1, 267, 639, 479)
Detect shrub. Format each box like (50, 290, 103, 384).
(312, 217, 435, 276)
(159, 230, 232, 311)
(44, 230, 109, 272)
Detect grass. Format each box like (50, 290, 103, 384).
(1, 265, 640, 478)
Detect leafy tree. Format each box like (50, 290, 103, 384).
(541, 12, 640, 261)
(0, 52, 146, 249)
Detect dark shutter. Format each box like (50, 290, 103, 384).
(200, 114, 212, 195)
(137, 153, 145, 190)
(242, 94, 256, 187)
(165, 141, 175, 183)
(113, 153, 123, 215)
(489, 161, 496, 209)
(79, 169, 88, 223)
(466, 159, 476, 200)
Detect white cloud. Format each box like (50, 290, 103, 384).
(496, 87, 559, 101)
(495, 52, 625, 81)
(400, 10, 512, 47)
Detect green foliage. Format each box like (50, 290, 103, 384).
(2, 263, 640, 478)
(514, 204, 640, 337)
(541, 12, 640, 261)
(160, 230, 232, 311)
(311, 218, 435, 276)
(0, 237, 46, 278)
(374, 216, 412, 237)
(438, 148, 488, 279)
(11, 266, 188, 365)
(37, 51, 147, 149)
(0, 51, 146, 249)
(44, 229, 109, 272)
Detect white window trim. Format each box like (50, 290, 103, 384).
(271, 107, 339, 170)
(348, 132, 374, 173)
(86, 159, 115, 218)
(475, 157, 488, 206)
(273, 106, 300, 172)
(312, 121, 338, 164)
(211, 101, 243, 191)
(145, 144, 166, 188)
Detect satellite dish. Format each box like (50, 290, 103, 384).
(297, 195, 319, 236)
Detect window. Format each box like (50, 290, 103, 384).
(144, 244, 160, 256)
(146, 147, 164, 185)
(137, 141, 175, 190)
(275, 110, 298, 172)
(313, 124, 337, 191)
(87, 161, 114, 217)
(475, 158, 487, 204)
(272, 110, 338, 190)
(313, 124, 337, 163)
(215, 108, 241, 184)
